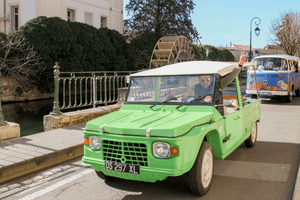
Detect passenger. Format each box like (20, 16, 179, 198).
(266, 59, 275, 70)
(183, 52, 247, 115)
(292, 60, 299, 72)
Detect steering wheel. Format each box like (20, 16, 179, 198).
(162, 95, 175, 102)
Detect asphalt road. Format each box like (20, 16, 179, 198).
(1, 97, 300, 200)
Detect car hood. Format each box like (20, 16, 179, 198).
(85, 104, 214, 138)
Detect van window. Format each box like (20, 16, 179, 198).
(253, 58, 288, 71)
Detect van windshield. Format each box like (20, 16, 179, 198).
(252, 58, 289, 71)
(126, 75, 216, 105)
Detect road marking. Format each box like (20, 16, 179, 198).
(214, 160, 291, 181)
(19, 169, 93, 200)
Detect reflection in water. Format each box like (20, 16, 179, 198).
(2, 99, 53, 136)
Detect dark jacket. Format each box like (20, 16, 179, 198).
(195, 67, 241, 115)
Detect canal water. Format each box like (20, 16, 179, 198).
(2, 99, 54, 136)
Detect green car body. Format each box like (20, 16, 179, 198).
(82, 61, 261, 195)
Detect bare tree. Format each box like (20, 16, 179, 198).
(269, 11, 300, 57)
(0, 32, 44, 89)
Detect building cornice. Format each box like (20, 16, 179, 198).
(71, 0, 122, 13)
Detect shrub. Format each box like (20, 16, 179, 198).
(130, 32, 162, 69)
(18, 16, 135, 92)
(193, 45, 235, 61)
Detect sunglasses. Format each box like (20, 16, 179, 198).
(200, 78, 211, 82)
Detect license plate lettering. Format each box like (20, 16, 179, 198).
(129, 165, 139, 174)
(105, 161, 113, 170)
(259, 91, 270, 95)
(105, 160, 140, 174)
(114, 162, 125, 172)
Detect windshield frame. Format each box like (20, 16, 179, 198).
(124, 75, 217, 106)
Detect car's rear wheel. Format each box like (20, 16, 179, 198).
(245, 121, 257, 148)
(295, 88, 300, 97)
(250, 94, 257, 99)
(189, 141, 214, 196)
(95, 170, 115, 181)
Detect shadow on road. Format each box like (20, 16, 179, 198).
(104, 141, 300, 200)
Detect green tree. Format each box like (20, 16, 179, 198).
(130, 32, 162, 69)
(124, 0, 199, 42)
(193, 45, 235, 61)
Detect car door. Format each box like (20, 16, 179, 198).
(221, 77, 244, 156)
(223, 109, 243, 154)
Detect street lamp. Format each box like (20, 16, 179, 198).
(249, 17, 261, 61)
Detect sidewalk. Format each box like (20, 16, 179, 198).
(0, 124, 85, 184)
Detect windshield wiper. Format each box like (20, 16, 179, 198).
(190, 94, 212, 102)
(149, 104, 157, 109)
(150, 94, 184, 109)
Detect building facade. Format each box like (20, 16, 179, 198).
(0, 0, 123, 34)
(225, 44, 286, 62)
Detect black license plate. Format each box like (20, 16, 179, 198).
(104, 160, 140, 174)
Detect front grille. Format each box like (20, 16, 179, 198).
(102, 140, 148, 166)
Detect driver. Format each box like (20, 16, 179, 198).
(182, 51, 247, 115)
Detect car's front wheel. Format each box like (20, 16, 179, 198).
(250, 94, 257, 99)
(245, 121, 257, 148)
(285, 90, 293, 102)
(189, 141, 214, 196)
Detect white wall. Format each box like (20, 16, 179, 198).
(0, 0, 123, 34)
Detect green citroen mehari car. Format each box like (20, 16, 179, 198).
(82, 61, 261, 196)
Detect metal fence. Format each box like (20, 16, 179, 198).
(51, 62, 136, 115)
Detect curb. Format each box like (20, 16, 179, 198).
(0, 144, 83, 185)
(293, 160, 300, 200)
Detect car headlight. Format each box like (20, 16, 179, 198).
(89, 136, 101, 150)
(153, 142, 170, 158)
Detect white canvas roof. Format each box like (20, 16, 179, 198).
(252, 54, 300, 60)
(131, 61, 253, 77)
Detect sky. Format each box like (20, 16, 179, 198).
(123, 0, 299, 49)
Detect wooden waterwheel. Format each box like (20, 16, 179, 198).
(149, 36, 195, 69)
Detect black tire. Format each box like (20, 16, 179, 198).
(250, 94, 257, 99)
(245, 121, 257, 148)
(295, 88, 300, 97)
(189, 141, 214, 196)
(285, 90, 293, 102)
(95, 170, 115, 181)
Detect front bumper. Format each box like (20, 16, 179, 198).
(82, 131, 198, 183)
(246, 90, 288, 96)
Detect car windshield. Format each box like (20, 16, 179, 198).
(252, 58, 289, 71)
(126, 75, 216, 105)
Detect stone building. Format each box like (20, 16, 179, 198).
(225, 44, 286, 62)
(0, 0, 123, 34)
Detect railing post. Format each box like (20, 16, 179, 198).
(93, 73, 96, 108)
(0, 66, 6, 126)
(50, 62, 62, 115)
(104, 72, 107, 107)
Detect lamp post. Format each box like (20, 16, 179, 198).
(249, 17, 261, 61)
